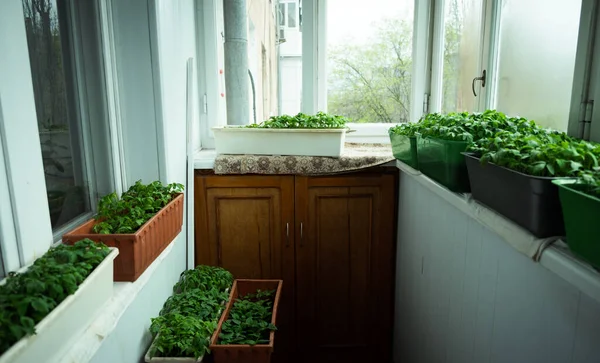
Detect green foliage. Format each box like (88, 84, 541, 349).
(173, 265, 233, 294)
(0, 239, 110, 355)
(151, 314, 217, 359)
(218, 289, 277, 346)
(246, 112, 348, 129)
(389, 110, 545, 142)
(328, 18, 413, 123)
(469, 130, 600, 177)
(149, 265, 233, 359)
(577, 171, 600, 198)
(93, 180, 184, 234)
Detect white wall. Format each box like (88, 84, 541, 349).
(89, 0, 195, 361)
(394, 172, 600, 363)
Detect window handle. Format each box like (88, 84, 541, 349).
(300, 222, 303, 247)
(472, 69, 486, 97)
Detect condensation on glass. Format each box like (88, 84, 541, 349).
(495, 0, 582, 131)
(325, 0, 414, 123)
(441, 0, 485, 114)
(21, 0, 91, 230)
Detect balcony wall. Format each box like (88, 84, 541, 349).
(394, 170, 600, 363)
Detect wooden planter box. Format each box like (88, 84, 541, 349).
(62, 193, 184, 281)
(209, 279, 283, 363)
(0, 248, 118, 363)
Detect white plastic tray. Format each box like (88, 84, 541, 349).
(0, 248, 119, 363)
(212, 126, 347, 157)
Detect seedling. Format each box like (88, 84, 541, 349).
(93, 180, 184, 234)
(218, 289, 277, 346)
(246, 112, 348, 129)
(149, 265, 233, 359)
(0, 239, 110, 355)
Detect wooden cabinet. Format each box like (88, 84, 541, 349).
(195, 170, 397, 363)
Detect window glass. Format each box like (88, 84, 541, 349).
(441, 0, 484, 113)
(22, 0, 91, 229)
(326, 0, 414, 123)
(279, 3, 286, 27)
(278, 1, 303, 115)
(495, 0, 582, 130)
(288, 3, 297, 28)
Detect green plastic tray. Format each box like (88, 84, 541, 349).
(553, 179, 600, 268)
(417, 137, 471, 193)
(389, 133, 418, 169)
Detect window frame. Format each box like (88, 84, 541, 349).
(0, 0, 120, 274)
(195, 0, 226, 149)
(302, 0, 427, 142)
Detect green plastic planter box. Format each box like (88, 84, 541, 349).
(553, 179, 600, 268)
(416, 136, 471, 192)
(389, 132, 418, 169)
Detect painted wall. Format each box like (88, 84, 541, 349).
(89, 0, 195, 361)
(394, 171, 600, 363)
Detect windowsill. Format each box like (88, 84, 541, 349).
(194, 149, 217, 169)
(396, 160, 600, 305)
(58, 240, 176, 362)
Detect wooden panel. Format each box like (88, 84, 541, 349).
(295, 173, 396, 362)
(195, 175, 294, 279)
(195, 175, 296, 360)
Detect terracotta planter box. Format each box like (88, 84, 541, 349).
(62, 193, 184, 281)
(209, 279, 283, 363)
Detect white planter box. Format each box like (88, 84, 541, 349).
(144, 334, 205, 363)
(213, 126, 347, 157)
(0, 248, 119, 363)
(145, 292, 229, 362)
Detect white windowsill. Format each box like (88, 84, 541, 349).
(396, 160, 600, 305)
(59, 240, 176, 362)
(194, 149, 217, 169)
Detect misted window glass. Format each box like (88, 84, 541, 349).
(22, 0, 91, 229)
(495, 0, 582, 130)
(326, 0, 414, 123)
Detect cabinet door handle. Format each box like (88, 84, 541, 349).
(300, 222, 303, 246)
(285, 223, 289, 246)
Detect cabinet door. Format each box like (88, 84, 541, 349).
(294, 173, 396, 362)
(195, 175, 294, 278)
(194, 174, 296, 357)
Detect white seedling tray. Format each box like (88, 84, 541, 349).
(0, 248, 119, 363)
(212, 126, 347, 157)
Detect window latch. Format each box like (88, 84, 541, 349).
(472, 69, 486, 97)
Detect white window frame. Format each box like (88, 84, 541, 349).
(280, 0, 299, 29)
(301, 0, 429, 143)
(196, 0, 226, 149)
(0, 0, 120, 274)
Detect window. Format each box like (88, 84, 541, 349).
(326, 0, 414, 123)
(440, 0, 485, 114)
(21, 0, 113, 235)
(279, 0, 298, 28)
(278, 0, 303, 116)
(288, 3, 297, 28)
(279, 3, 286, 27)
(494, 0, 582, 131)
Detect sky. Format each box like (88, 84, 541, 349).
(327, 0, 414, 46)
